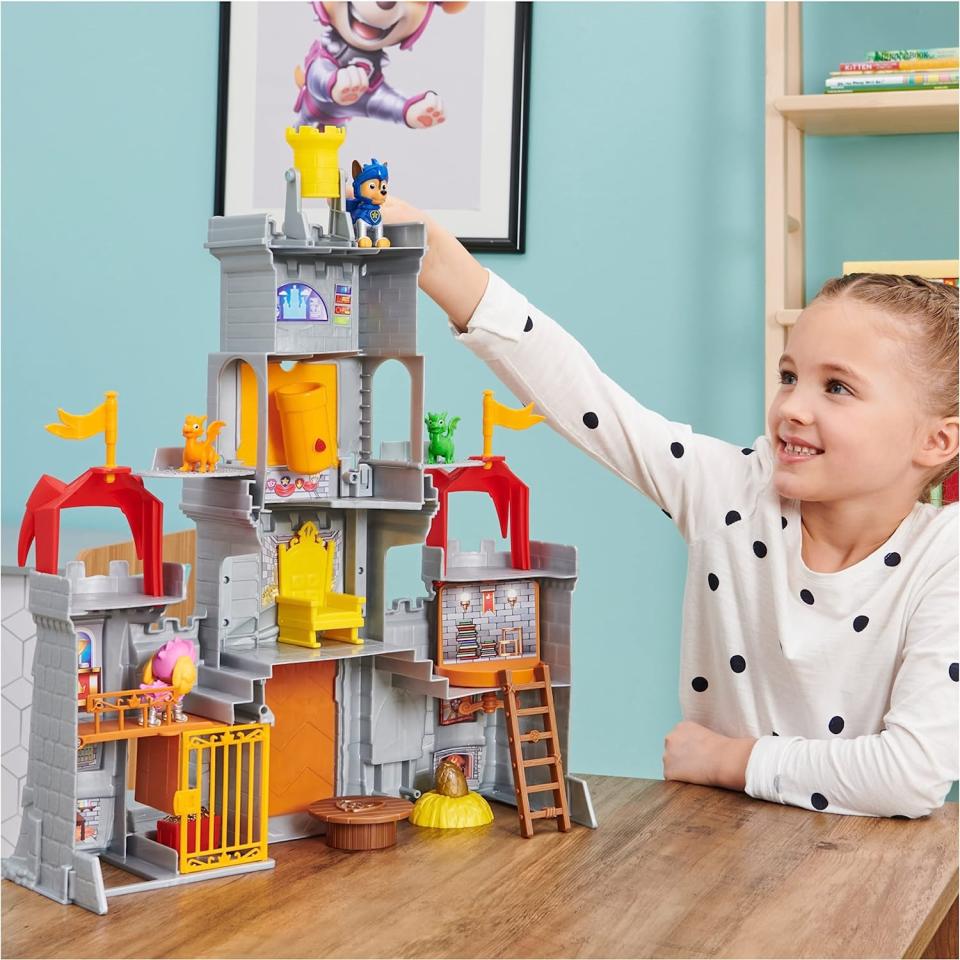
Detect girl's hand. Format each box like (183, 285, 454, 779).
(373, 195, 487, 332)
(377, 193, 421, 227)
(663, 720, 756, 791)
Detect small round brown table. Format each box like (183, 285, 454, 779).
(308, 796, 414, 851)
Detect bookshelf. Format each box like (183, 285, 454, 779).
(763, 2, 958, 411)
(774, 89, 959, 136)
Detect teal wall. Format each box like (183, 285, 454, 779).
(2, 3, 956, 799)
(1, 1, 222, 536)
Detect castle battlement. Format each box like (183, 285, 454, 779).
(385, 596, 429, 617)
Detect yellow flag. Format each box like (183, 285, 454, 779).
(482, 390, 544, 464)
(45, 391, 119, 475)
(483, 390, 544, 432)
(47, 401, 108, 440)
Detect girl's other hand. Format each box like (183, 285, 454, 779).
(663, 720, 756, 792)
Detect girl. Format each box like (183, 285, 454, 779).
(384, 197, 959, 818)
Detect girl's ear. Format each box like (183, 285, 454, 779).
(917, 417, 960, 467)
(352, 160, 362, 178)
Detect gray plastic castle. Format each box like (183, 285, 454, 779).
(2, 149, 595, 914)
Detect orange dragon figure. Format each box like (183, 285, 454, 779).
(180, 415, 227, 473)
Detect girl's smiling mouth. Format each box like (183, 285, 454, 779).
(777, 438, 825, 463)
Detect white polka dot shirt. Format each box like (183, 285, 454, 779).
(454, 270, 959, 819)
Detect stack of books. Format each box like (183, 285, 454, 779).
(479, 636, 498, 659)
(455, 620, 480, 660)
(825, 47, 958, 94)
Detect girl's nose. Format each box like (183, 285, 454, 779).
(778, 395, 814, 424)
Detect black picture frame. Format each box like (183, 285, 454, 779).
(214, 2, 531, 253)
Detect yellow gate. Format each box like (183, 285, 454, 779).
(173, 723, 270, 874)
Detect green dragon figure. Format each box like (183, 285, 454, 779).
(425, 411, 461, 464)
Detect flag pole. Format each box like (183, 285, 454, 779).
(104, 391, 118, 482)
(45, 390, 120, 482)
(481, 389, 545, 468)
(482, 390, 496, 466)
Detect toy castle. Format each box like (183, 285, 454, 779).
(2, 128, 596, 914)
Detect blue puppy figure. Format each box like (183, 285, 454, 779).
(347, 158, 391, 248)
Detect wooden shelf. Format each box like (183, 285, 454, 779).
(774, 89, 959, 136)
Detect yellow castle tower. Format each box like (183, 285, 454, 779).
(285, 125, 347, 199)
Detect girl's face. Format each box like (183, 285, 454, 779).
(766, 296, 929, 506)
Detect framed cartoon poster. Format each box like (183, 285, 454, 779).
(215, 1, 531, 252)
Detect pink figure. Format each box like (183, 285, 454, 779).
(140, 638, 198, 726)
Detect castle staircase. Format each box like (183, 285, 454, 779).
(182, 654, 273, 725)
(374, 650, 496, 701)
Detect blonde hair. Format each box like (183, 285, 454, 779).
(812, 274, 958, 504)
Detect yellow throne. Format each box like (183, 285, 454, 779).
(277, 522, 365, 647)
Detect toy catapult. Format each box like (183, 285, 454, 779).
(3, 126, 596, 915)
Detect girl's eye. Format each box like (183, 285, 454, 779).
(826, 379, 851, 396)
(777, 371, 796, 385)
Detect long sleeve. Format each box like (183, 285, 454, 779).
(745, 553, 960, 818)
(453, 270, 771, 544)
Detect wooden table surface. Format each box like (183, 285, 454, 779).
(3, 776, 957, 959)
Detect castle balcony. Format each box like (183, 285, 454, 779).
(77, 685, 220, 748)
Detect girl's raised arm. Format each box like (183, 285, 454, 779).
(381, 197, 488, 331)
(382, 198, 770, 544)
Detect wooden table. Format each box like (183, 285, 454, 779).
(3, 776, 957, 959)
(308, 795, 414, 850)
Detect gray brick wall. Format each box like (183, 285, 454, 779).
(440, 580, 538, 662)
(3, 574, 78, 903)
(2, 570, 35, 858)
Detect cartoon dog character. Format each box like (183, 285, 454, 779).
(294, 1, 468, 130)
(140, 638, 198, 726)
(347, 158, 390, 247)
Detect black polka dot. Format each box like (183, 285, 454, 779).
(781, 516, 788, 529)
(772, 731, 779, 736)
(582, 411, 599, 429)
(811, 793, 829, 811)
(884, 552, 901, 567)
(661, 508, 672, 519)
(725, 510, 741, 525)
(741, 447, 755, 455)
(800, 589, 814, 605)
(730, 655, 746, 673)
(753, 541, 767, 558)
(523, 316, 533, 332)
(828, 716, 844, 735)
(691, 676, 709, 693)
(950, 662, 959, 682)
(707, 573, 719, 591)
(853, 615, 870, 633)
(670, 441, 685, 459)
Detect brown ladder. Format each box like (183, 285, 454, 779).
(500, 662, 572, 838)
